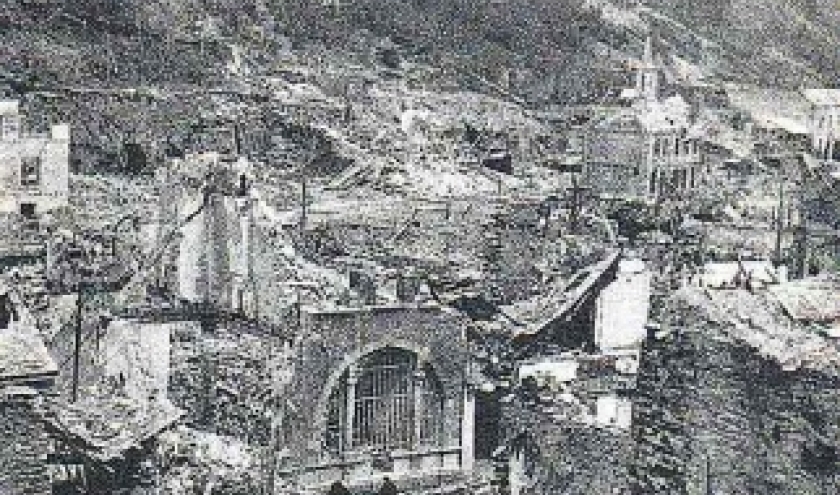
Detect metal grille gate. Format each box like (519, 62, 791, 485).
(325, 348, 443, 455)
(354, 354, 414, 451)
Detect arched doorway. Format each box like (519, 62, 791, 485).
(325, 347, 444, 455)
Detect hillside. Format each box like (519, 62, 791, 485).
(644, 0, 840, 87)
(3, 0, 836, 100)
(2, 0, 838, 188)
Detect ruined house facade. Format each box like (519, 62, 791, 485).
(0, 316, 58, 495)
(803, 89, 840, 163)
(583, 39, 703, 202)
(0, 100, 70, 216)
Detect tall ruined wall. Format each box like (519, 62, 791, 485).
(631, 326, 840, 494)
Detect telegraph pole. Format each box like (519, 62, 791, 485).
(567, 174, 589, 234)
(793, 160, 809, 278)
(300, 176, 307, 239)
(72, 281, 84, 403)
(774, 172, 785, 267)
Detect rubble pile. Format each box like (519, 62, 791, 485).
(0, 389, 53, 495)
(502, 396, 633, 495)
(43, 393, 183, 463)
(158, 427, 264, 495)
(170, 326, 291, 447)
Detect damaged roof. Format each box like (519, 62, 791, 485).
(802, 89, 840, 107)
(668, 279, 840, 374)
(0, 330, 57, 384)
(42, 396, 184, 463)
(507, 251, 621, 340)
(769, 276, 840, 324)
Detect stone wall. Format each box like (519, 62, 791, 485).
(169, 322, 281, 447)
(502, 400, 633, 495)
(631, 326, 840, 494)
(286, 304, 470, 469)
(0, 386, 52, 495)
(168, 304, 471, 491)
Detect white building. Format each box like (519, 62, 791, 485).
(802, 89, 840, 163)
(595, 258, 651, 351)
(0, 100, 70, 216)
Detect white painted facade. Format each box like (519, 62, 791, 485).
(803, 89, 840, 162)
(595, 259, 651, 351)
(0, 101, 70, 215)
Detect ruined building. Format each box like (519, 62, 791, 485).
(583, 37, 704, 202)
(0, 100, 70, 217)
(97, 153, 480, 494)
(803, 89, 840, 163)
(0, 283, 57, 495)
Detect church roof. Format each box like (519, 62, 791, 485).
(635, 95, 691, 132)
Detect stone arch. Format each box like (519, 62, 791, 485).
(312, 340, 437, 454)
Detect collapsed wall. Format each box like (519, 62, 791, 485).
(631, 288, 840, 494)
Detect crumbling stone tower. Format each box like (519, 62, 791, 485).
(156, 154, 257, 315)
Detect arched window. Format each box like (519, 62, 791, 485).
(325, 348, 444, 456)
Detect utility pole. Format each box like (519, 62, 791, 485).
(775, 172, 785, 267)
(567, 174, 588, 235)
(299, 176, 307, 239)
(72, 281, 84, 403)
(705, 453, 712, 495)
(794, 161, 809, 278)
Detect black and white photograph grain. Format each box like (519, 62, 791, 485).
(0, 0, 839, 493)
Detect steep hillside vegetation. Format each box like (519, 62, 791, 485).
(645, 0, 840, 87)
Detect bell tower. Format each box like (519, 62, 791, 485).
(636, 35, 660, 103)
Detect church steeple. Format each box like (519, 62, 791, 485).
(636, 34, 660, 103)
